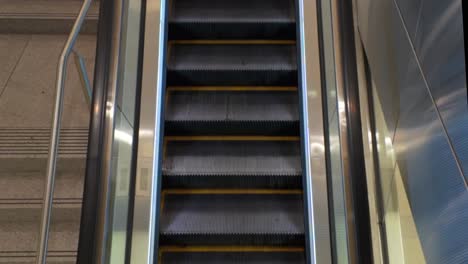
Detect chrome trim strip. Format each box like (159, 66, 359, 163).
(297, 0, 332, 263)
(130, 0, 165, 263)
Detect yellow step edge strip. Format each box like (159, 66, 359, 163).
(162, 189, 303, 195)
(159, 246, 304, 253)
(165, 136, 300, 141)
(167, 86, 297, 92)
(169, 40, 296, 45)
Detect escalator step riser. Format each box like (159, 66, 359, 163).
(160, 194, 304, 245)
(160, 234, 305, 247)
(169, 0, 296, 23)
(163, 174, 302, 189)
(165, 121, 300, 136)
(165, 91, 299, 122)
(167, 70, 297, 86)
(160, 252, 306, 264)
(168, 23, 296, 40)
(168, 45, 297, 70)
(163, 140, 302, 176)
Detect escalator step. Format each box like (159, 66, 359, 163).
(165, 120, 299, 136)
(169, 0, 295, 39)
(169, 22, 296, 40)
(163, 174, 302, 189)
(165, 89, 299, 135)
(167, 44, 297, 86)
(163, 139, 302, 176)
(161, 251, 305, 264)
(160, 193, 304, 246)
(165, 90, 299, 122)
(170, 0, 295, 23)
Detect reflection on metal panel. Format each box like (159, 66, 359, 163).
(356, 0, 468, 263)
(394, 0, 422, 40)
(414, 0, 468, 181)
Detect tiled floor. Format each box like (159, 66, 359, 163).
(0, 33, 95, 263)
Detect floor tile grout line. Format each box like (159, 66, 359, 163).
(0, 35, 32, 101)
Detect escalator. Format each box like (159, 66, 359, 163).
(72, 0, 375, 262)
(158, 0, 306, 262)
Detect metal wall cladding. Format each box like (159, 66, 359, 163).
(356, 0, 468, 263)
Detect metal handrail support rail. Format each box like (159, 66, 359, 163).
(73, 50, 92, 108)
(36, 0, 94, 263)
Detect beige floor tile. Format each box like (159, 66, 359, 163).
(0, 220, 78, 252)
(0, 0, 100, 17)
(0, 170, 84, 200)
(0, 34, 96, 128)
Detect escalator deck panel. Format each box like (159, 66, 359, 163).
(160, 194, 304, 245)
(163, 140, 302, 176)
(161, 252, 306, 264)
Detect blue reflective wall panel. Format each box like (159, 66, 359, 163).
(356, 0, 468, 263)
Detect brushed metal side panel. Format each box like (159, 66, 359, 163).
(356, 0, 401, 142)
(356, 0, 468, 263)
(392, 30, 468, 263)
(413, 0, 468, 181)
(394, 0, 422, 40)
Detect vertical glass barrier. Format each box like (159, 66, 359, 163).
(318, 0, 350, 263)
(106, 0, 142, 262)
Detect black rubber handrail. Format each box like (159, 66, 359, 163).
(76, 0, 115, 263)
(336, 0, 373, 262)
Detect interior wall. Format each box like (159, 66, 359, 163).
(355, 0, 468, 263)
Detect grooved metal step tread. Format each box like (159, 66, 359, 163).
(165, 90, 299, 122)
(163, 140, 301, 176)
(160, 251, 305, 264)
(167, 44, 297, 86)
(0, 0, 99, 33)
(169, 0, 295, 23)
(160, 193, 304, 245)
(168, 44, 296, 71)
(163, 174, 302, 189)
